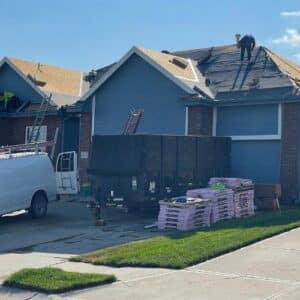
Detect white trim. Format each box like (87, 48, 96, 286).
(215, 103, 282, 141)
(80, 46, 196, 102)
(0, 57, 47, 99)
(91, 95, 96, 137)
(212, 106, 217, 136)
(278, 103, 282, 138)
(231, 135, 281, 141)
(185, 106, 189, 136)
(79, 71, 83, 96)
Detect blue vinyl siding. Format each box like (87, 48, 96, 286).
(217, 104, 278, 136)
(0, 63, 42, 103)
(231, 140, 281, 183)
(91, 54, 187, 135)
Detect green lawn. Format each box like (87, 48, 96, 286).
(72, 209, 300, 269)
(3, 268, 116, 294)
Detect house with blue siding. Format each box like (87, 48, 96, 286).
(79, 43, 300, 204)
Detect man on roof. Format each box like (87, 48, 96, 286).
(235, 34, 256, 62)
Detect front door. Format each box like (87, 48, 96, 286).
(63, 116, 80, 153)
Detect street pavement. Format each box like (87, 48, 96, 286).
(1, 202, 300, 299)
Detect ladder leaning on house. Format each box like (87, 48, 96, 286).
(0, 94, 59, 157)
(27, 94, 52, 143)
(123, 109, 144, 134)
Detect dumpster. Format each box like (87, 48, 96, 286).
(89, 135, 231, 212)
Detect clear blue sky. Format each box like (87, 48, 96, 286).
(1, 0, 300, 71)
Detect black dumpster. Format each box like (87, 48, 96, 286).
(89, 135, 231, 211)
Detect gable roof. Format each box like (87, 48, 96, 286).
(8, 57, 83, 98)
(80, 46, 214, 102)
(0, 57, 47, 100)
(173, 45, 300, 100)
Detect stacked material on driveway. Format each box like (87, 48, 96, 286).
(209, 177, 255, 218)
(187, 188, 234, 223)
(158, 197, 211, 231)
(209, 177, 253, 189)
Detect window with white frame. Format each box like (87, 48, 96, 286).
(25, 126, 47, 143)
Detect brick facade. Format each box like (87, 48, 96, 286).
(280, 103, 300, 204)
(6, 115, 63, 148)
(0, 117, 10, 145)
(78, 112, 92, 183)
(0, 113, 92, 185)
(188, 105, 213, 136)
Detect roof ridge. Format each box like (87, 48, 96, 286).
(173, 44, 237, 54)
(8, 56, 83, 73)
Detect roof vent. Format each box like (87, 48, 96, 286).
(84, 70, 97, 83)
(170, 57, 188, 69)
(205, 78, 211, 87)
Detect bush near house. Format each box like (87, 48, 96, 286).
(3, 268, 116, 294)
(72, 209, 300, 269)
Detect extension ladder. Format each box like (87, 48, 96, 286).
(123, 109, 143, 134)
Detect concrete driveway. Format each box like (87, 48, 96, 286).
(1, 203, 300, 299)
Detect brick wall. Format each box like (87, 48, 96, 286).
(78, 112, 92, 183)
(188, 105, 213, 136)
(0, 117, 10, 145)
(8, 115, 62, 146)
(280, 103, 300, 204)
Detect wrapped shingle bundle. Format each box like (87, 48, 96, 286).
(158, 197, 211, 231)
(187, 188, 234, 223)
(209, 177, 253, 189)
(209, 177, 255, 218)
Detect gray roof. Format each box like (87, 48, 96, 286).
(173, 45, 300, 101)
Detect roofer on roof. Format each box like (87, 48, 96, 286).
(235, 34, 256, 62)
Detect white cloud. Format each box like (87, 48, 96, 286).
(271, 29, 300, 46)
(294, 53, 300, 61)
(280, 11, 300, 17)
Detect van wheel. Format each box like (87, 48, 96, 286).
(29, 192, 48, 218)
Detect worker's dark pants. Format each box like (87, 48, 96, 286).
(241, 47, 252, 61)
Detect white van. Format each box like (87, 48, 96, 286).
(0, 152, 57, 218)
(0, 151, 80, 218)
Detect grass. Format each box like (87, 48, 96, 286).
(3, 267, 116, 294)
(71, 209, 300, 269)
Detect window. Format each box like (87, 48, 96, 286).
(25, 126, 47, 143)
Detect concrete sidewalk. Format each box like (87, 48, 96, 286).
(2, 228, 300, 299)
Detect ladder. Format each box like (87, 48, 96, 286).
(0, 141, 54, 154)
(27, 94, 52, 143)
(123, 109, 143, 134)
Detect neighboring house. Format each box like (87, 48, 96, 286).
(80, 45, 300, 204)
(0, 57, 91, 182)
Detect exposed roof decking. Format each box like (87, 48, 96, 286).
(138, 47, 197, 81)
(9, 57, 83, 97)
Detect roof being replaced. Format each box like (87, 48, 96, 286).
(80, 46, 214, 102)
(173, 45, 300, 100)
(8, 57, 85, 101)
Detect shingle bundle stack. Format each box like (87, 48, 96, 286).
(209, 177, 255, 218)
(158, 197, 211, 231)
(187, 188, 234, 224)
(209, 177, 253, 189)
(234, 189, 255, 217)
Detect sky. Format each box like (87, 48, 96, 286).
(1, 0, 300, 71)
